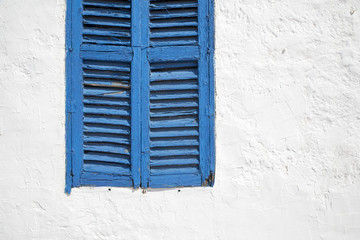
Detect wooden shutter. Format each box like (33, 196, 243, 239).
(66, 0, 214, 192)
(141, 0, 214, 188)
(67, 0, 141, 190)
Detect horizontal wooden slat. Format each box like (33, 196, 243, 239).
(83, 0, 131, 9)
(84, 88, 130, 98)
(84, 152, 130, 165)
(83, 105, 130, 117)
(150, 90, 198, 100)
(150, 2, 197, 10)
(83, 73, 130, 81)
(150, 108, 198, 118)
(150, 9, 197, 20)
(84, 80, 130, 89)
(150, 29, 197, 39)
(83, 97, 130, 107)
(81, 44, 132, 62)
(84, 134, 130, 145)
(150, 157, 199, 167)
(83, 17, 131, 28)
(150, 148, 199, 157)
(83, 9, 131, 19)
(148, 46, 199, 62)
(150, 139, 199, 148)
(83, 38, 130, 46)
(150, 127, 199, 138)
(84, 143, 130, 155)
(150, 116, 198, 128)
(150, 38, 198, 46)
(151, 166, 199, 175)
(150, 99, 198, 109)
(84, 123, 130, 135)
(83, 162, 130, 175)
(150, 81, 198, 91)
(83, 61, 130, 72)
(83, 28, 130, 38)
(81, 172, 132, 187)
(84, 115, 130, 127)
(149, 174, 202, 188)
(150, 70, 197, 82)
(150, 19, 198, 28)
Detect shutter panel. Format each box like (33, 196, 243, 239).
(70, 0, 140, 188)
(142, 0, 213, 188)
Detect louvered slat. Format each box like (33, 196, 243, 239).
(82, 0, 131, 46)
(148, 60, 201, 185)
(149, 0, 198, 46)
(81, 57, 132, 178)
(78, 0, 136, 186)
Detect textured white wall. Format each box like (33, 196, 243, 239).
(1, 0, 360, 239)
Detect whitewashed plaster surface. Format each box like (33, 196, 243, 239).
(1, 0, 360, 239)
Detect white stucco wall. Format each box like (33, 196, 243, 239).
(1, 0, 360, 239)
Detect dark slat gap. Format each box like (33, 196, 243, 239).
(150, 106, 197, 112)
(150, 97, 198, 103)
(151, 61, 197, 71)
(150, 155, 199, 161)
(150, 145, 199, 150)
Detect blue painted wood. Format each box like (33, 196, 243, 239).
(81, 172, 132, 187)
(140, 0, 151, 188)
(208, 0, 216, 186)
(65, 0, 73, 194)
(81, 45, 132, 62)
(148, 46, 200, 62)
(71, 0, 84, 188)
(145, 0, 215, 188)
(67, 0, 136, 192)
(66, 0, 215, 191)
(198, 0, 211, 184)
(149, 174, 202, 188)
(131, 0, 142, 188)
(150, 157, 199, 167)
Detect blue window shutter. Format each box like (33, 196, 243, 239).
(66, 0, 214, 192)
(66, 0, 141, 192)
(141, 0, 215, 188)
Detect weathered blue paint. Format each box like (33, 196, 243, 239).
(198, 0, 210, 184)
(71, 0, 83, 188)
(209, 0, 216, 186)
(66, 0, 215, 192)
(131, 0, 142, 188)
(141, 0, 150, 188)
(65, 0, 73, 194)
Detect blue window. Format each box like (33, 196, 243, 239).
(65, 0, 215, 193)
